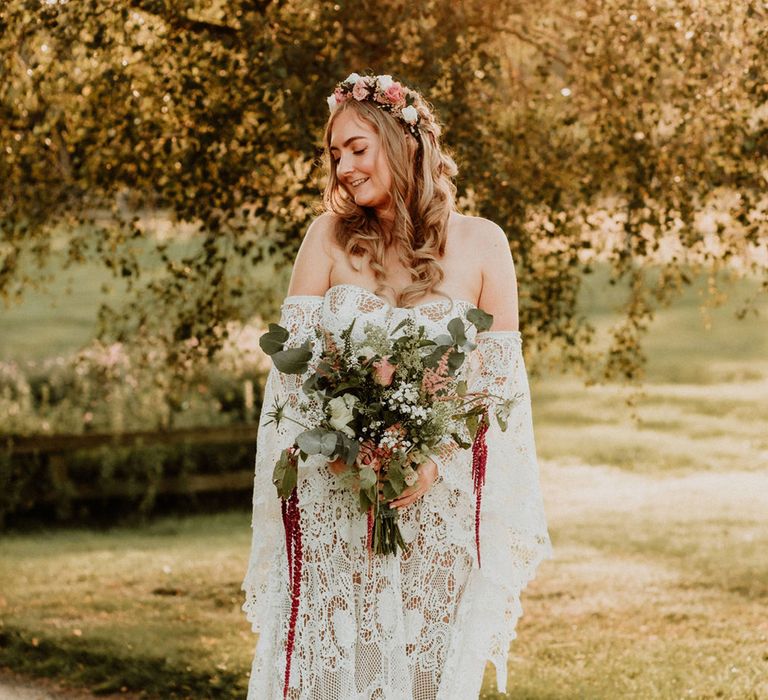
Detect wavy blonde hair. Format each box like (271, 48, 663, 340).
(321, 89, 459, 309)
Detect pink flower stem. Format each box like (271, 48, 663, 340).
(471, 411, 489, 568)
(281, 486, 302, 699)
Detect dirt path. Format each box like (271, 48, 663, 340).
(0, 669, 141, 700)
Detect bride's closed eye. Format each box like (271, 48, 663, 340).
(332, 149, 366, 163)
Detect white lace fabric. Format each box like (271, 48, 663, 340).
(241, 285, 553, 699)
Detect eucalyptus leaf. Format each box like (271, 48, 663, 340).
(359, 490, 374, 514)
(447, 317, 467, 347)
(447, 350, 465, 373)
(259, 323, 289, 355)
(295, 427, 327, 454)
(359, 467, 378, 490)
(466, 308, 493, 332)
(272, 341, 312, 374)
(320, 431, 338, 456)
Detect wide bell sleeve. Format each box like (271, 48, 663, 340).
(240, 295, 324, 634)
(440, 330, 554, 696)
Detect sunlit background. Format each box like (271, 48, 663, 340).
(1, 1, 766, 698)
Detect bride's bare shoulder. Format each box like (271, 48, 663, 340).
(286, 213, 339, 297)
(450, 212, 507, 260)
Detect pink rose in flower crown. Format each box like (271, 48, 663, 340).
(372, 356, 397, 387)
(384, 82, 404, 104)
(334, 87, 349, 105)
(352, 78, 371, 101)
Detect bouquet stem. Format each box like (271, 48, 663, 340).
(372, 501, 406, 556)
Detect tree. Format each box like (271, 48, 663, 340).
(1, 0, 765, 387)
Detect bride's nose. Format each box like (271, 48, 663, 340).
(338, 154, 354, 177)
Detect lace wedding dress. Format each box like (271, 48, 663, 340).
(241, 283, 553, 700)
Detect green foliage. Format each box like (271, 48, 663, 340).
(0, 441, 254, 529)
(0, 0, 765, 386)
(0, 340, 264, 436)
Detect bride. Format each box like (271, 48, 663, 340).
(241, 72, 553, 700)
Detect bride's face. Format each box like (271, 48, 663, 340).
(329, 110, 393, 218)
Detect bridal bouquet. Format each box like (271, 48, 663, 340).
(260, 308, 517, 557)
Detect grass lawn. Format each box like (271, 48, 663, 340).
(1, 462, 766, 699)
(1, 267, 766, 697)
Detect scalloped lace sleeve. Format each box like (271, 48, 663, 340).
(240, 296, 324, 633)
(431, 330, 524, 475)
(438, 330, 554, 695)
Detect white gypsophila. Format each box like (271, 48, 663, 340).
(377, 74, 393, 90)
(345, 72, 361, 84)
(327, 94, 337, 111)
(390, 382, 419, 404)
(401, 105, 418, 123)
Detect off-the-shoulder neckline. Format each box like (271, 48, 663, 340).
(285, 282, 480, 308)
(282, 283, 521, 337)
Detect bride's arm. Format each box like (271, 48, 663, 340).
(285, 212, 336, 297)
(430, 219, 520, 474)
(241, 294, 324, 632)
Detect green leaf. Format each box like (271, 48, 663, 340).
(450, 431, 472, 449)
(320, 431, 338, 456)
(271, 340, 312, 374)
(295, 427, 327, 454)
(447, 350, 465, 373)
(358, 467, 377, 490)
(424, 344, 452, 368)
(259, 323, 289, 355)
(466, 308, 493, 332)
(391, 317, 411, 334)
(385, 463, 407, 493)
(466, 413, 479, 440)
(272, 448, 297, 499)
(359, 489, 374, 514)
(447, 317, 467, 346)
(382, 480, 399, 500)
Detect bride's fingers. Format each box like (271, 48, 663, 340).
(389, 486, 426, 509)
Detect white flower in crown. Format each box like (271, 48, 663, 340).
(344, 72, 361, 85)
(401, 105, 418, 124)
(377, 74, 393, 91)
(327, 94, 338, 111)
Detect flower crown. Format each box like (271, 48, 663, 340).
(327, 73, 424, 140)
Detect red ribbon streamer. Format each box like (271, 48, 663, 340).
(471, 412, 489, 568)
(281, 485, 302, 698)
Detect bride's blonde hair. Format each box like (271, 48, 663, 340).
(321, 89, 459, 309)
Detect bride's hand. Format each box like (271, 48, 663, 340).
(388, 458, 438, 510)
(328, 439, 378, 476)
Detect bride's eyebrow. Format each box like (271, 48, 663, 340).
(329, 135, 367, 153)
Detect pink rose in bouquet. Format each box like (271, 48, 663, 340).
(372, 356, 397, 386)
(357, 439, 385, 473)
